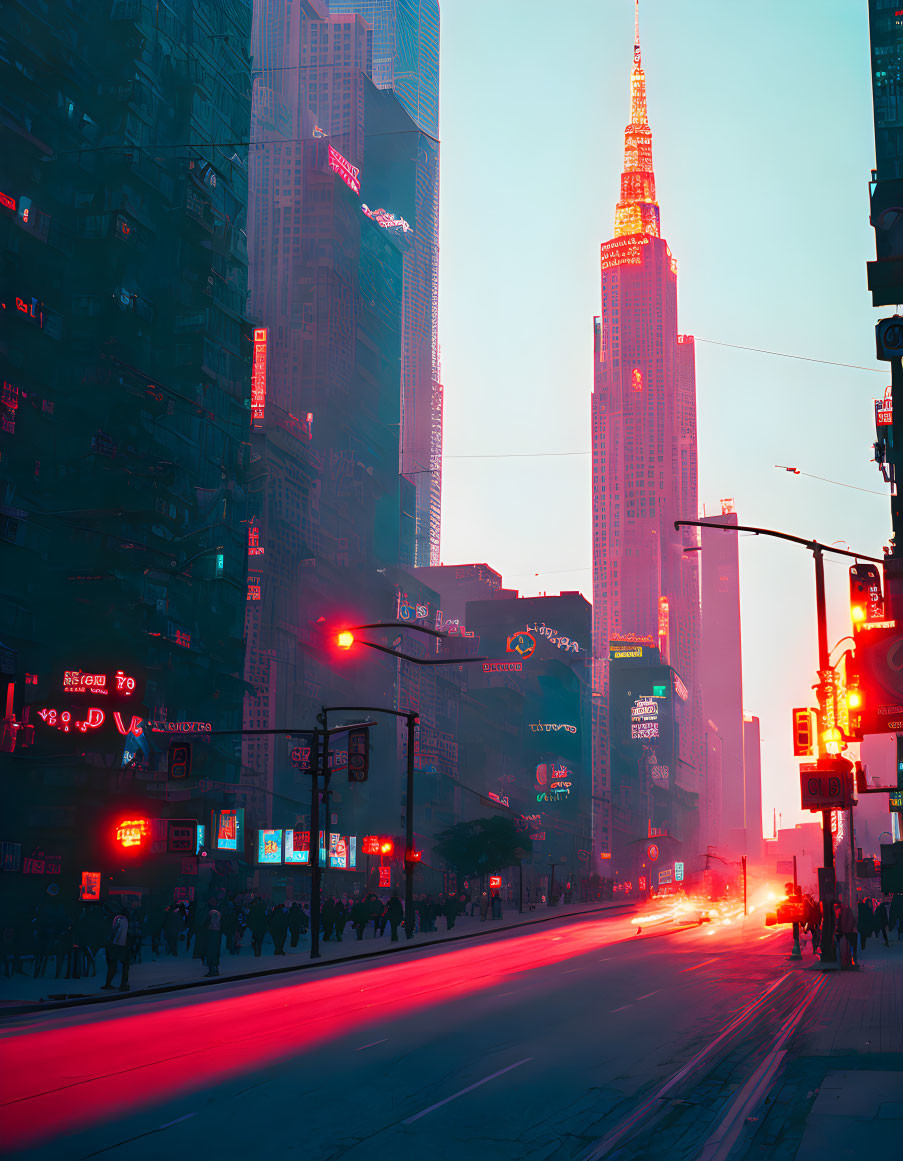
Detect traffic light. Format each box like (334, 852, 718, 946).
(850, 563, 884, 629)
(167, 740, 192, 780)
(347, 726, 369, 783)
(792, 708, 815, 757)
(843, 651, 864, 742)
(379, 838, 394, 856)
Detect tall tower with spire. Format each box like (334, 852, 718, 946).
(591, 1, 703, 874)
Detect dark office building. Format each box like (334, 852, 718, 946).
(0, 1, 254, 894)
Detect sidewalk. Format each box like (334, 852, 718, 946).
(0, 899, 635, 1015)
(739, 933, 903, 1161)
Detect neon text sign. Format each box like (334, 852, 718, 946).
(328, 146, 361, 194)
(251, 327, 267, 427)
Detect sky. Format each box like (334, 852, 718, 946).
(437, 0, 890, 838)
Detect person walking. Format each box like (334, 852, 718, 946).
(889, 892, 903, 941)
(287, 903, 304, 948)
(873, 898, 890, 947)
(203, 902, 222, 976)
(163, 904, 182, 956)
(838, 901, 858, 969)
(491, 890, 503, 920)
(385, 894, 403, 942)
(351, 897, 367, 940)
(321, 898, 335, 942)
(268, 904, 289, 955)
(367, 893, 383, 938)
(332, 899, 346, 943)
(479, 891, 490, 921)
(858, 897, 874, 954)
(101, 908, 131, 991)
(444, 894, 457, 931)
(248, 898, 267, 957)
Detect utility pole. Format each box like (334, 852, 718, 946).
(790, 854, 802, 960)
(309, 728, 322, 959)
(814, 546, 838, 966)
(741, 854, 747, 917)
(404, 711, 417, 939)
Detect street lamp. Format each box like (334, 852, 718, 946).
(680, 518, 881, 966)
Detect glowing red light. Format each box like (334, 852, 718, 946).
(116, 818, 149, 849)
(489, 875, 502, 888)
(379, 839, 394, 856)
(251, 328, 267, 427)
(0, 192, 16, 211)
(328, 145, 361, 194)
(362, 836, 380, 855)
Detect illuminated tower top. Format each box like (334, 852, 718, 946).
(613, 1, 660, 239)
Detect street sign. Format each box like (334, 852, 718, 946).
(658, 868, 672, 886)
(674, 861, 684, 882)
(877, 316, 903, 359)
(800, 759, 853, 811)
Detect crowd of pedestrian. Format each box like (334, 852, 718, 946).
(796, 891, 903, 969)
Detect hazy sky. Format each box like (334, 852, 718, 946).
(437, 0, 888, 837)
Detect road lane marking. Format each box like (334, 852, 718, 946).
(609, 1004, 633, 1013)
(681, 958, 718, 972)
(697, 976, 826, 1161)
(583, 973, 793, 1160)
(159, 1113, 197, 1129)
(563, 968, 580, 974)
(635, 991, 659, 1000)
(355, 1039, 388, 1051)
(403, 1058, 533, 1124)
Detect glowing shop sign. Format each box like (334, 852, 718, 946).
(248, 525, 265, 556)
(673, 675, 689, 702)
(529, 723, 577, 734)
(876, 396, 893, 426)
(62, 669, 137, 696)
(116, 818, 149, 849)
(397, 592, 431, 621)
(80, 871, 101, 901)
(379, 866, 391, 888)
(36, 707, 106, 734)
(489, 875, 502, 889)
(0, 192, 16, 211)
(525, 624, 581, 654)
(535, 763, 573, 802)
(631, 696, 660, 740)
(362, 204, 411, 232)
(609, 641, 645, 660)
(328, 145, 361, 194)
(257, 829, 283, 865)
(146, 721, 212, 734)
(251, 327, 267, 427)
(482, 661, 523, 674)
(284, 830, 310, 864)
(506, 631, 536, 659)
(214, 808, 244, 851)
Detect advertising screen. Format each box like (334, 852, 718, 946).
(284, 830, 309, 864)
(257, 829, 283, 865)
(213, 808, 244, 852)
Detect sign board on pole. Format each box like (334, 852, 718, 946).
(674, 861, 684, 882)
(379, 866, 391, 888)
(799, 759, 853, 811)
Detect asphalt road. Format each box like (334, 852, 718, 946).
(1, 906, 810, 1161)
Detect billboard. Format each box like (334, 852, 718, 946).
(257, 828, 283, 865)
(213, 808, 244, 853)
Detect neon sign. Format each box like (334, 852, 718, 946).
(146, 721, 212, 733)
(506, 631, 536, 659)
(328, 145, 361, 194)
(482, 661, 523, 673)
(80, 871, 101, 901)
(62, 669, 136, 696)
(215, 808, 242, 851)
(248, 525, 264, 556)
(0, 192, 16, 211)
(116, 819, 149, 849)
(361, 204, 411, 232)
(529, 723, 577, 734)
(600, 236, 649, 271)
(251, 327, 267, 426)
(36, 707, 105, 733)
(525, 623, 582, 654)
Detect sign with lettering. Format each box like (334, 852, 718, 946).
(800, 760, 853, 811)
(482, 660, 523, 673)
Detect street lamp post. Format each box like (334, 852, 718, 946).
(678, 519, 882, 967)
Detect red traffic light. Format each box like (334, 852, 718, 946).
(115, 818, 149, 850)
(379, 838, 394, 856)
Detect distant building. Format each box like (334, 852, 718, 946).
(743, 714, 763, 860)
(591, 4, 703, 873)
(700, 508, 745, 851)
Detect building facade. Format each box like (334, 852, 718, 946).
(591, 4, 702, 874)
(1, 0, 253, 899)
(330, 0, 442, 567)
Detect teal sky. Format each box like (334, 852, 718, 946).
(438, 0, 887, 837)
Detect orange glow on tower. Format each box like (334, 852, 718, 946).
(614, 1, 660, 241)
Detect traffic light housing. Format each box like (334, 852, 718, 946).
(347, 725, 369, 783)
(167, 740, 192, 780)
(850, 563, 884, 629)
(792, 708, 815, 757)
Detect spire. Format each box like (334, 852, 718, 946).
(614, 0, 660, 239)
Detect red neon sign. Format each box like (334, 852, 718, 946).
(36, 707, 105, 733)
(362, 836, 380, 855)
(251, 327, 267, 426)
(116, 818, 149, 849)
(328, 145, 361, 194)
(80, 871, 101, 901)
(0, 192, 16, 212)
(379, 866, 391, 888)
(489, 875, 502, 888)
(248, 525, 264, 556)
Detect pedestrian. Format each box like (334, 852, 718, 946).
(351, 898, 367, 940)
(367, 893, 383, 937)
(332, 899, 346, 943)
(491, 890, 503, 920)
(873, 898, 890, 947)
(321, 898, 335, 942)
(248, 897, 267, 956)
(889, 892, 903, 941)
(203, 902, 222, 976)
(444, 894, 457, 931)
(479, 891, 490, 921)
(858, 897, 874, 953)
(163, 904, 182, 956)
(837, 901, 858, 969)
(268, 904, 289, 954)
(101, 908, 131, 991)
(385, 894, 403, 942)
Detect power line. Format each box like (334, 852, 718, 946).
(695, 337, 884, 374)
(774, 465, 887, 498)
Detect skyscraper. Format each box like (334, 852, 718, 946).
(330, 1, 442, 566)
(592, 3, 702, 871)
(700, 508, 744, 852)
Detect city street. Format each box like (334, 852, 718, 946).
(6, 906, 895, 1161)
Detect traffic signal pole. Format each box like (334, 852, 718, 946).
(677, 521, 881, 967)
(814, 546, 838, 966)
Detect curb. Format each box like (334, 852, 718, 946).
(0, 901, 641, 1018)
